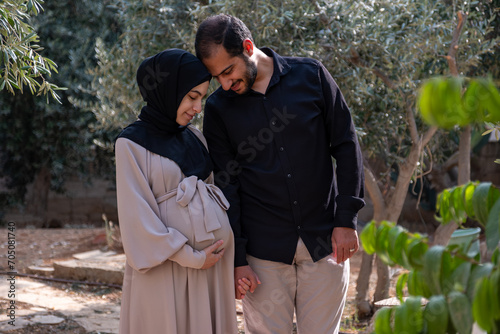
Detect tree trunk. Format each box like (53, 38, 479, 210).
(432, 125, 471, 245)
(374, 256, 391, 302)
(432, 12, 469, 246)
(26, 167, 51, 227)
(356, 251, 375, 317)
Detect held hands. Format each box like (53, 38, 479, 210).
(332, 227, 359, 263)
(201, 240, 225, 269)
(234, 265, 261, 299)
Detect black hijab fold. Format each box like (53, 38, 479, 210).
(117, 49, 213, 180)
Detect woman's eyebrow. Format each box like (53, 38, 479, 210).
(190, 90, 202, 96)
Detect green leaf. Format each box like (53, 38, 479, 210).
(406, 296, 424, 333)
(374, 307, 393, 334)
(388, 225, 405, 264)
(485, 198, 500, 251)
(375, 223, 394, 265)
(472, 277, 494, 332)
(394, 231, 411, 268)
(473, 182, 492, 224)
(423, 246, 445, 295)
(490, 270, 500, 320)
(396, 272, 408, 302)
(447, 291, 473, 334)
(408, 270, 424, 296)
(360, 221, 377, 254)
(444, 261, 471, 295)
(394, 303, 412, 334)
(407, 238, 428, 270)
(462, 182, 477, 219)
(423, 295, 449, 334)
(467, 263, 494, 300)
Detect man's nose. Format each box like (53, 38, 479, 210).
(220, 77, 232, 91)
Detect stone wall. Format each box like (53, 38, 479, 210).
(4, 176, 117, 227)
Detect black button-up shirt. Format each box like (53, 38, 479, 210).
(203, 48, 365, 267)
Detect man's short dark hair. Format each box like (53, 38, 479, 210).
(195, 14, 253, 60)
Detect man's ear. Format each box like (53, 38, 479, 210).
(243, 39, 254, 56)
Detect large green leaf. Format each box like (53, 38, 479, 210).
(374, 307, 394, 334)
(485, 198, 500, 251)
(472, 182, 492, 225)
(443, 261, 471, 295)
(467, 263, 494, 300)
(407, 238, 428, 270)
(396, 272, 408, 302)
(388, 225, 405, 265)
(461, 182, 477, 219)
(360, 221, 377, 254)
(447, 291, 473, 334)
(423, 246, 445, 295)
(406, 296, 424, 333)
(472, 277, 494, 332)
(423, 295, 449, 334)
(394, 302, 413, 334)
(375, 223, 394, 266)
(418, 77, 465, 129)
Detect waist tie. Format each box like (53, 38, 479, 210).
(156, 175, 230, 243)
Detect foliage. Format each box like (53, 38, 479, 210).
(0, 0, 64, 101)
(93, 0, 499, 186)
(361, 211, 500, 332)
(418, 77, 500, 129)
(437, 181, 500, 251)
(0, 0, 119, 210)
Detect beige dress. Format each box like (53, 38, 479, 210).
(116, 126, 238, 334)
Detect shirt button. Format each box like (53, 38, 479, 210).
(279, 147, 284, 151)
(287, 174, 292, 178)
(293, 201, 298, 205)
(263, 96, 267, 100)
(272, 120, 276, 126)
(297, 226, 301, 230)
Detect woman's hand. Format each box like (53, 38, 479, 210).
(200, 240, 225, 269)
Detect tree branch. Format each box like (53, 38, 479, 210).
(363, 163, 387, 221)
(406, 98, 419, 144)
(445, 11, 468, 76)
(422, 125, 439, 147)
(349, 48, 397, 90)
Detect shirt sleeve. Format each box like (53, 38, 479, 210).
(115, 138, 206, 272)
(318, 63, 365, 229)
(203, 98, 248, 267)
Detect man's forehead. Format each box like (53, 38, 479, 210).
(203, 46, 236, 76)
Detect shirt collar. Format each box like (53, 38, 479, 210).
(260, 47, 291, 89)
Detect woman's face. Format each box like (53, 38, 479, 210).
(176, 81, 210, 126)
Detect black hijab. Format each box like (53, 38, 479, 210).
(117, 49, 213, 180)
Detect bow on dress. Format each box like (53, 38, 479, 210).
(156, 176, 230, 243)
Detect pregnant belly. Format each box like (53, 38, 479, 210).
(160, 196, 233, 252)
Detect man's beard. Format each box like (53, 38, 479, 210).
(239, 55, 258, 94)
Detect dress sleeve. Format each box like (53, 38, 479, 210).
(115, 138, 206, 272)
(318, 63, 365, 229)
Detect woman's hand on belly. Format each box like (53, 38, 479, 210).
(200, 240, 225, 269)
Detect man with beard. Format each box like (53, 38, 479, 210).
(195, 14, 365, 334)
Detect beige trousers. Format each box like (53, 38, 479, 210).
(242, 238, 349, 334)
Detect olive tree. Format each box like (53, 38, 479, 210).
(0, 0, 119, 224)
(92, 0, 498, 316)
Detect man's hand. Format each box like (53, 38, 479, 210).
(234, 265, 261, 299)
(332, 227, 359, 263)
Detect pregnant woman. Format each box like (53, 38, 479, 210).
(115, 49, 238, 334)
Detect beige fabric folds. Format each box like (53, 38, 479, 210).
(116, 129, 237, 334)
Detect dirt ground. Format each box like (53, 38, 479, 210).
(0, 227, 386, 333)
